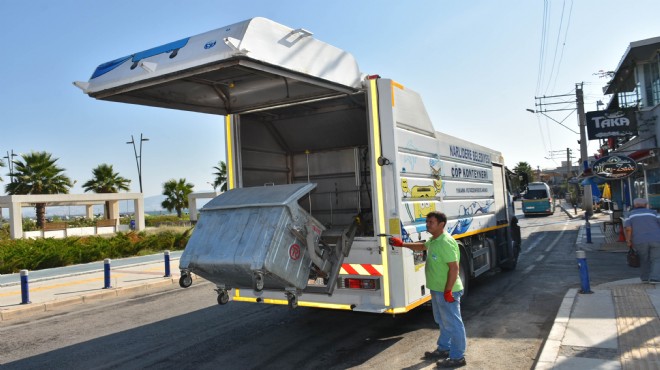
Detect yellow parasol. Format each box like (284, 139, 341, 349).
(602, 183, 612, 200)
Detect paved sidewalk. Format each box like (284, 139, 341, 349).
(536, 203, 660, 369)
(0, 253, 191, 321)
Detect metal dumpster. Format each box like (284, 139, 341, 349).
(179, 183, 326, 295)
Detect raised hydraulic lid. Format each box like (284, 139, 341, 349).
(74, 17, 363, 114)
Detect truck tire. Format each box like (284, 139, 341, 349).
(459, 255, 469, 298)
(501, 240, 520, 271)
(502, 217, 521, 271)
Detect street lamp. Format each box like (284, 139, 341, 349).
(3, 150, 18, 183)
(525, 108, 579, 134)
(126, 134, 149, 193)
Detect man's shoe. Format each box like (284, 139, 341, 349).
(437, 357, 466, 368)
(424, 349, 449, 359)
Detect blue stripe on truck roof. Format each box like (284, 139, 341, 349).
(91, 37, 190, 79)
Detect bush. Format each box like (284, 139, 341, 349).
(0, 228, 193, 274)
(23, 218, 38, 231)
(145, 214, 190, 227)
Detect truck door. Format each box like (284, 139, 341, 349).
(492, 164, 508, 223)
(78, 17, 362, 115)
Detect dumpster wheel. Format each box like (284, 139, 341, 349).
(217, 290, 229, 305)
(253, 272, 264, 292)
(179, 272, 193, 288)
(286, 293, 298, 309)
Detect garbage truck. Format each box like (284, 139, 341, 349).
(75, 17, 521, 314)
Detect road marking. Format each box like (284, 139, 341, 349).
(521, 220, 570, 275)
(522, 232, 546, 255)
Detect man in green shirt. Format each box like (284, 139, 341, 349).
(390, 211, 467, 368)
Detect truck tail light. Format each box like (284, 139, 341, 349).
(341, 278, 379, 290)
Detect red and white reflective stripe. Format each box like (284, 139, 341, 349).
(340, 264, 383, 276)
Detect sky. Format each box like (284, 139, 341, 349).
(1, 0, 659, 198)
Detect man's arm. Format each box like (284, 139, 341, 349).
(389, 237, 427, 251)
(624, 226, 633, 247)
(445, 261, 459, 292)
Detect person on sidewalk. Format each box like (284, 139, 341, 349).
(624, 198, 660, 283)
(389, 211, 467, 368)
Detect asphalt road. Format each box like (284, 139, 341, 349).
(0, 204, 638, 369)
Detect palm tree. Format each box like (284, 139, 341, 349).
(82, 164, 131, 219)
(161, 178, 194, 218)
(5, 151, 73, 228)
(0, 158, 4, 183)
(514, 162, 535, 191)
(212, 161, 228, 192)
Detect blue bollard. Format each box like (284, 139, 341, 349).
(585, 214, 592, 244)
(576, 250, 592, 294)
(164, 250, 171, 277)
(20, 269, 31, 304)
(103, 258, 112, 289)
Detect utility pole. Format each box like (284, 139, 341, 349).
(576, 83, 593, 215)
(566, 148, 572, 194)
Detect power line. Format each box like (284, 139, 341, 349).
(535, 111, 549, 155)
(550, 0, 573, 93)
(536, 0, 550, 95)
(544, 0, 566, 95)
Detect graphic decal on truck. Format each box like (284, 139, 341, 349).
(413, 201, 436, 221)
(447, 200, 494, 235)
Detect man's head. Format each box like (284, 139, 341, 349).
(426, 211, 447, 236)
(633, 198, 648, 208)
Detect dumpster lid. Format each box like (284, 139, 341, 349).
(75, 17, 362, 115)
(202, 183, 316, 211)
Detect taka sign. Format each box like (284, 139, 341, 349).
(592, 155, 637, 180)
(586, 110, 637, 140)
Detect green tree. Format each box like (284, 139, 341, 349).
(5, 151, 73, 227)
(513, 162, 535, 192)
(82, 164, 131, 219)
(161, 178, 194, 218)
(0, 158, 4, 183)
(212, 161, 227, 192)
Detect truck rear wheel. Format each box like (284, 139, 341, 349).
(501, 240, 520, 271)
(459, 257, 469, 298)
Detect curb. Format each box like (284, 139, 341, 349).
(0, 257, 181, 288)
(560, 204, 579, 219)
(0, 277, 183, 322)
(535, 288, 579, 369)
